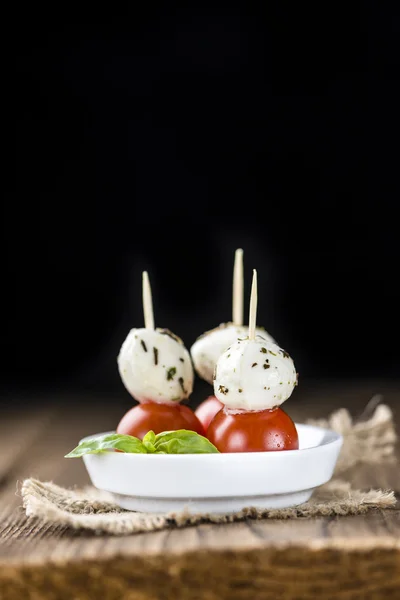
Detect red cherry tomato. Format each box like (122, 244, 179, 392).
(195, 395, 223, 431)
(116, 402, 205, 439)
(207, 406, 299, 452)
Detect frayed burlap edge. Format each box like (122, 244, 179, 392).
(21, 477, 396, 535)
(20, 400, 398, 535)
(308, 398, 397, 474)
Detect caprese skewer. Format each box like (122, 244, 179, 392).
(116, 271, 205, 438)
(206, 269, 299, 452)
(191, 249, 275, 430)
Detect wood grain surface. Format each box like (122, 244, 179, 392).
(0, 380, 399, 599)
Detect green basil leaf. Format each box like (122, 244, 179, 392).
(65, 434, 147, 458)
(153, 429, 220, 454)
(142, 430, 157, 453)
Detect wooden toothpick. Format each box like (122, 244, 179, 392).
(142, 271, 155, 330)
(248, 269, 258, 340)
(232, 248, 244, 326)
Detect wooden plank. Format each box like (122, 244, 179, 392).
(0, 403, 55, 484)
(1, 504, 399, 565)
(1, 548, 399, 599)
(0, 382, 399, 571)
(0, 396, 128, 541)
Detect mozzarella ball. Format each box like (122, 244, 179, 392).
(117, 328, 194, 404)
(190, 322, 275, 385)
(213, 336, 297, 410)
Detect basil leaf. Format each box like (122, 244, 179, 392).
(65, 434, 146, 458)
(142, 430, 157, 453)
(65, 429, 220, 457)
(153, 429, 220, 454)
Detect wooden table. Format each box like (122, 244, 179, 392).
(0, 380, 399, 599)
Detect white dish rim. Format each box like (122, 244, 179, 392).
(78, 422, 342, 458)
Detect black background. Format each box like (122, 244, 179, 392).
(7, 7, 400, 404)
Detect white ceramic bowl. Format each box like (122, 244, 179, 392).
(82, 424, 342, 514)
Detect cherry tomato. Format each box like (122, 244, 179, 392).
(207, 406, 299, 452)
(195, 395, 223, 431)
(116, 402, 205, 439)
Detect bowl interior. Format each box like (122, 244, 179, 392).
(297, 423, 337, 449)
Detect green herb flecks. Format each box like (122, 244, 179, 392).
(178, 377, 186, 393)
(158, 328, 182, 344)
(166, 367, 176, 381)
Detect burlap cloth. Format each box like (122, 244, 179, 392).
(21, 399, 398, 535)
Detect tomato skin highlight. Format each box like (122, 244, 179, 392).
(116, 402, 205, 439)
(194, 395, 223, 431)
(207, 406, 299, 453)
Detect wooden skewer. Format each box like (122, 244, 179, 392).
(142, 271, 155, 330)
(232, 248, 244, 326)
(248, 269, 257, 340)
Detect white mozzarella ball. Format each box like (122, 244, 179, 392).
(117, 328, 194, 404)
(190, 322, 275, 385)
(213, 336, 297, 410)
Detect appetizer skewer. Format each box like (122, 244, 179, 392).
(116, 271, 204, 438)
(207, 269, 299, 452)
(192, 249, 275, 430)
